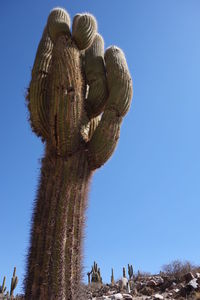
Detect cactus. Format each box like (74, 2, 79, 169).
(10, 267, 18, 297)
(0, 276, 6, 294)
(91, 261, 102, 284)
(123, 267, 127, 278)
(111, 268, 115, 286)
(25, 6, 133, 300)
(87, 271, 92, 285)
(128, 264, 134, 280)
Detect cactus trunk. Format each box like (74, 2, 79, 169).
(25, 148, 91, 299)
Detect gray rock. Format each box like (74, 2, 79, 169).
(188, 278, 198, 289)
(153, 294, 164, 300)
(183, 272, 194, 283)
(147, 280, 157, 288)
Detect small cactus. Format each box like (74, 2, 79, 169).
(0, 276, 6, 294)
(111, 268, 115, 286)
(10, 267, 18, 297)
(128, 264, 134, 280)
(91, 261, 102, 284)
(123, 267, 126, 278)
(87, 271, 92, 284)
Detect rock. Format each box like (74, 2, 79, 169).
(140, 286, 154, 296)
(107, 291, 116, 295)
(111, 293, 123, 299)
(147, 280, 157, 288)
(119, 277, 130, 293)
(188, 278, 198, 289)
(153, 294, 164, 299)
(183, 272, 194, 283)
(179, 282, 197, 297)
(122, 293, 133, 299)
(154, 277, 164, 286)
(136, 282, 144, 291)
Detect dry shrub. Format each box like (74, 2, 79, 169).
(161, 260, 197, 280)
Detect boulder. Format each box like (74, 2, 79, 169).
(122, 294, 133, 299)
(183, 272, 194, 283)
(147, 280, 157, 288)
(153, 294, 164, 299)
(111, 293, 123, 299)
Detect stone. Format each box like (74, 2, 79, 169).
(140, 286, 154, 296)
(122, 293, 133, 299)
(147, 280, 157, 287)
(119, 277, 130, 293)
(183, 272, 194, 283)
(153, 294, 164, 299)
(111, 293, 123, 299)
(188, 278, 198, 289)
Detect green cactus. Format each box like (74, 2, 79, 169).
(0, 276, 6, 294)
(91, 261, 102, 284)
(128, 264, 134, 280)
(123, 266, 127, 278)
(87, 271, 92, 285)
(10, 267, 18, 297)
(111, 268, 115, 286)
(25, 7, 133, 300)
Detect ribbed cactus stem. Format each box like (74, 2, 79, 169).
(104, 46, 133, 117)
(25, 149, 91, 299)
(85, 33, 108, 118)
(47, 8, 71, 42)
(27, 26, 53, 140)
(48, 36, 84, 156)
(72, 14, 97, 50)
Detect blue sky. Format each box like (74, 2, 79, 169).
(1, 0, 200, 294)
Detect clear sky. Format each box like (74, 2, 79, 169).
(1, 0, 200, 295)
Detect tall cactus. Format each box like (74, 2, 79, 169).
(25, 7, 133, 300)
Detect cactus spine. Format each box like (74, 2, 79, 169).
(25, 7, 133, 300)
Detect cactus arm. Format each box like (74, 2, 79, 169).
(87, 110, 122, 170)
(27, 26, 53, 140)
(104, 47, 133, 117)
(87, 46, 133, 170)
(47, 8, 71, 42)
(81, 115, 101, 142)
(27, 8, 70, 141)
(85, 33, 108, 118)
(72, 14, 97, 50)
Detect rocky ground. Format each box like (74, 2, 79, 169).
(84, 271, 200, 299)
(1, 270, 200, 299)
